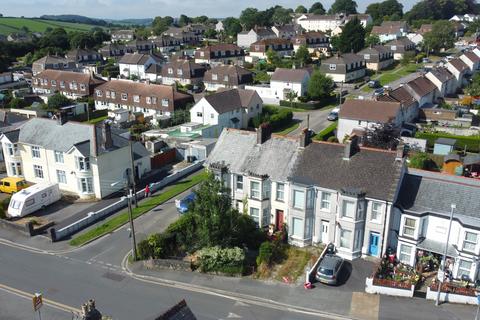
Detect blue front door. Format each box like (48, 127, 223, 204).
(369, 233, 380, 256)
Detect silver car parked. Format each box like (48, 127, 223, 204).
(315, 254, 344, 285)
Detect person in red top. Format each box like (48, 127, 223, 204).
(145, 184, 150, 197)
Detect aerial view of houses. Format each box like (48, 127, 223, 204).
(1, 0, 480, 319)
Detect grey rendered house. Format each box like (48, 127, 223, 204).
(391, 169, 480, 281)
(237, 27, 277, 48)
(206, 128, 405, 260)
(385, 38, 416, 60)
(320, 53, 366, 83)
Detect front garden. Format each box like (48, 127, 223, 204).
(370, 251, 421, 290)
(136, 173, 266, 276)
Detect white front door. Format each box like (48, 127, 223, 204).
(321, 220, 329, 244)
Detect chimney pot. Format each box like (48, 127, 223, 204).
(299, 128, 310, 148)
(57, 111, 67, 125)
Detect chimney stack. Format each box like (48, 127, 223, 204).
(257, 123, 271, 144)
(343, 135, 359, 160)
(396, 142, 405, 161)
(299, 128, 311, 148)
(102, 122, 113, 150)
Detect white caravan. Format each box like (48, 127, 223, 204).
(7, 183, 61, 218)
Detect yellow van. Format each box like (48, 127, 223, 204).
(0, 177, 28, 194)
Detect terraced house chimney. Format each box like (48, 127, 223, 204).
(257, 123, 271, 144)
(343, 135, 359, 160)
(101, 122, 113, 150)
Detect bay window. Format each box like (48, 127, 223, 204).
(340, 229, 352, 248)
(457, 259, 473, 279)
(463, 231, 478, 252)
(250, 181, 260, 199)
(293, 190, 305, 209)
(292, 217, 303, 237)
(399, 244, 412, 264)
(342, 200, 355, 218)
(79, 177, 93, 193)
(250, 207, 259, 226)
(403, 218, 416, 237)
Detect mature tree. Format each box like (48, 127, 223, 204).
(405, 0, 478, 22)
(295, 45, 311, 67)
(204, 28, 217, 39)
(366, 0, 403, 24)
(223, 17, 242, 37)
(423, 21, 455, 53)
(309, 2, 326, 14)
(39, 28, 69, 50)
(401, 51, 415, 66)
(134, 27, 150, 40)
(335, 17, 365, 53)
(271, 7, 293, 25)
(47, 93, 71, 110)
(240, 7, 262, 30)
(307, 70, 334, 100)
(178, 14, 192, 27)
(192, 15, 209, 24)
(266, 48, 281, 66)
(365, 34, 380, 47)
(329, 0, 358, 14)
(254, 70, 271, 84)
(285, 90, 298, 106)
(363, 123, 400, 150)
(466, 82, 480, 96)
(152, 16, 174, 35)
(295, 5, 308, 14)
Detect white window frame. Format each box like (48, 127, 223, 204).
(340, 229, 352, 249)
(56, 169, 67, 184)
(161, 98, 169, 107)
(54, 151, 64, 163)
(276, 183, 284, 201)
(133, 95, 140, 103)
(399, 243, 412, 264)
(457, 259, 473, 279)
(212, 73, 218, 80)
(292, 217, 303, 238)
(371, 202, 382, 222)
(31, 146, 41, 158)
(236, 175, 243, 190)
(403, 217, 416, 237)
(329, 64, 336, 71)
(79, 177, 93, 194)
(250, 181, 260, 199)
(320, 192, 331, 210)
(250, 207, 260, 226)
(463, 231, 478, 253)
(293, 189, 305, 210)
(121, 93, 128, 101)
(76, 156, 90, 171)
(341, 200, 355, 218)
(96, 90, 102, 97)
(33, 164, 44, 179)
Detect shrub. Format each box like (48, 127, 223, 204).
(314, 121, 337, 141)
(256, 241, 274, 266)
(137, 239, 154, 260)
(327, 136, 339, 143)
(196, 246, 245, 274)
(415, 132, 480, 153)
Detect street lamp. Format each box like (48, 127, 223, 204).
(111, 177, 137, 261)
(435, 203, 456, 306)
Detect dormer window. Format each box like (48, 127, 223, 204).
(152, 97, 157, 104)
(161, 98, 168, 107)
(133, 95, 140, 102)
(329, 64, 336, 71)
(121, 93, 128, 100)
(146, 97, 151, 104)
(177, 69, 183, 76)
(212, 73, 218, 80)
(168, 68, 173, 74)
(51, 80, 56, 86)
(111, 91, 116, 99)
(60, 81, 65, 88)
(96, 90, 102, 97)
(364, 54, 370, 60)
(80, 83, 86, 91)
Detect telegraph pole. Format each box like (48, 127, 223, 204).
(126, 182, 137, 261)
(129, 139, 138, 208)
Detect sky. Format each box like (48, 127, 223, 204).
(1, 0, 419, 20)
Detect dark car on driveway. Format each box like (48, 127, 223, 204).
(316, 254, 344, 285)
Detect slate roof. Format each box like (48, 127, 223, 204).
(397, 169, 480, 227)
(291, 142, 402, 201)
(154, 300, 196, 320)
(145, 63, 162, 74)
(206, 129, 300, 182)
(406, 76, 437, 97)
(323, 53, 364, 65)
(33, 55, 73, 66)
(428, 67, 454, 83)
(339, 99, 401, 123)
(271, 68, 310, 83)
(2, 129, 20, 143)
(378, 86, 416, 105)
(203, 65, 253, 86)
(203, 89, 258, 114)
(16, 118, 128, 156)
(449, 58, 469, 73)
(372, 21, 408, 35)
(463, 51, 480, 63)
(119, 53, 151, 65)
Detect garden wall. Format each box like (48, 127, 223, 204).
(426, 286, 478, 305)
(365, 277, 415, 298)
(144, 258, 192, 272)
(305, 244, 329, 283)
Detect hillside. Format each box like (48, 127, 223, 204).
(40, 15, 109, 26)
(0, 17, 105, 35)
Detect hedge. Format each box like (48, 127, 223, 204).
(196, 246, 245, 275)
(314, 121, 338, 141)
(279, 95, 336, 110)
(415, 132, 480, 153)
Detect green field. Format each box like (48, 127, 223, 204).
(0, 17, 102, 35)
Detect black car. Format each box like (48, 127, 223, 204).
(368, 80, 380, 88)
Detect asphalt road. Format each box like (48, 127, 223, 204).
(288, 107, 335, 136)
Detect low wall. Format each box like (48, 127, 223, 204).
(50, 160, 205, 241)
(426, 286, 478, 305)
(305, 244, 329, 283)
(144, 258, 192, 272)
(365, 277, 415, 298)
(0, 218, 30, 236)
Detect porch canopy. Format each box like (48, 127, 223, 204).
(417, 238, 458, 257)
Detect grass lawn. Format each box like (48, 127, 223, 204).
(273, 122, 300, 135)
(69, 170, 208, 246)
(87, 115, 108, 124)
(275, 247, 313, 282)
(0, 17, 101, 35)
(265, 104, 307, 113)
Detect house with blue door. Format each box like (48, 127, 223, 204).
(206, 127, 406, 260)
